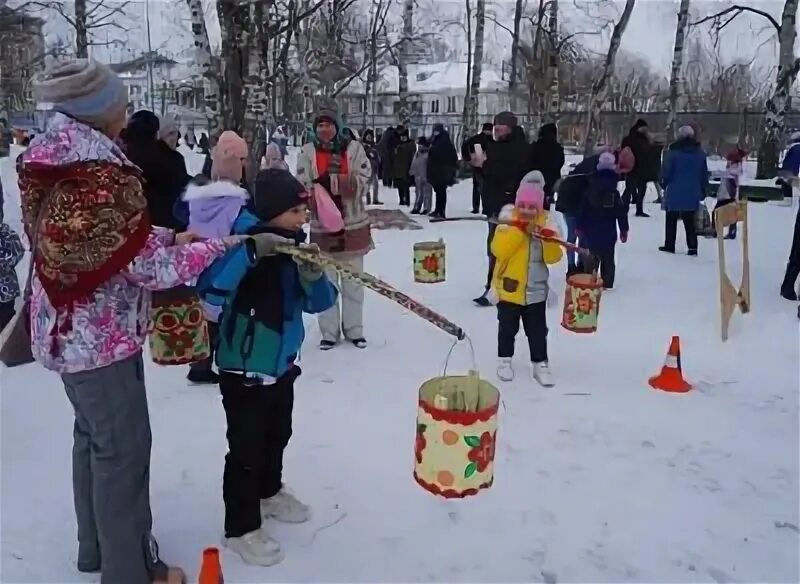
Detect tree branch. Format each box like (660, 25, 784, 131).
(690, 5, 780, 32)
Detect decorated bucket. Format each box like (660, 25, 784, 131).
(561, 273, 603, 333)
(413, 239, 446, 283)
(149, 287, 210, 365)
(414, 372, 500, 498)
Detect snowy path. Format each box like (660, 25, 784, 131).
(1, 148, 798, 582)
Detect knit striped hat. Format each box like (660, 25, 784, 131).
(33, 59, 127, 128)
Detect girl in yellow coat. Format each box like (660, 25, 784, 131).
(489, 183, 563, 386)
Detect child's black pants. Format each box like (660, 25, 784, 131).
(497, 301, 548, 363)
(219, 366, 299, 538)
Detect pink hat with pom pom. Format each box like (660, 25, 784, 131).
(211, 131, 248, 182)
(515, 183, 545, 210)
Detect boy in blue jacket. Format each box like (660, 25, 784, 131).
(198, 169, 338, 567)
(576, 152, 629, 289)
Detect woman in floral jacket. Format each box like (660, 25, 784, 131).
(296, 102, 372, 350)
(19, 59, 242, 584)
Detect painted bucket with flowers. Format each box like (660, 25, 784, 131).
(414, 372, 500, 498)
(561, 272, 603, 333)
(149, 287, 210, 365)
(413, 239, 446, 283)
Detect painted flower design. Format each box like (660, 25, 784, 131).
(421, 254, 439, 274)
(464, 431, 496, 477)
(576, 292, 595, 315)
(415, 423, 427, 463)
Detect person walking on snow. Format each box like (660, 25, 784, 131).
(529, 122, 565, 209)
(659, 125, 708, 256)
(621, 118, 653, 217)
(361, 129, 382, 204)
(473, 111, 532, 306)
(462, 122, 494, 214)
(576, 152, 629, 290)
(427, 123, 459, 219)
(0, 221, 24, 332)
(196, 170, 338, 567)
(391, 125, 416, 206)
(20, 58, 246, 584)
(489, 182, 562, 387)
(410, 136, 433, 215)
(182, 130, 251, 385)
(711, 146, 745, 240)
(296, 102, 372, 350)
(780, 132, 800, 300)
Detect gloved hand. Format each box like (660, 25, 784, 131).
(294, 243, 323, 281)
(222, 235, 248, 250)
(250, 232, 295, 258)
(511, 219, 530, 232)
(620, 231, 628, 243)
(314, 173, 332, 193)
(538, 227, 557, 239)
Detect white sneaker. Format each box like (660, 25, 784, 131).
(533, 362, 555, 387)
(497, 357, 514, 382)
(224, 529, 284, 566)
(261, 489, 311, 524)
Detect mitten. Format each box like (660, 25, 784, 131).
(250, 232, 294, 257)
(511, 219, 530, 232)
(294, 243, 324, 281)
(538, 227, 557, 239)
(620, 232, 628, 243)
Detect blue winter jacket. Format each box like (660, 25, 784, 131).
(661, 138, 709, 212)
(781, 142, 800, 176)
(197, 210, 338, 380)
(577, 169, 629, 250)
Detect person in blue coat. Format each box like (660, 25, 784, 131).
(197, 169, 338, 567)
(659, 125, 708, 256)
(576, 152, 629, 289)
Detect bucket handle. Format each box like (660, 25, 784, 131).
(443, 334, 477, 377)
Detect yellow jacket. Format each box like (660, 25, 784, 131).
(490, 206, 563, 306)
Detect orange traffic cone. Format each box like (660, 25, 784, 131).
(648, 336, 692, 393)
(198, 547, 223, 584)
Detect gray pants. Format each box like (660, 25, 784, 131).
(61, 352, 166, 584)
(413, 179, 433, 213)
(368, 174, 381, 204)
(319, 255, 365, 342)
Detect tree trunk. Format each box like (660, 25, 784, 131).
(186, 0, 222, 132)
(397, 0, 413, 125)
(461, 0, 473, 134)
(545, 0, 559, 122)
(465, 0, 484, 137)
(582, 0, 636, 155)
(757, 0, 799, 178)
(666, 0, 690, 141)
(74, 0, 88, 58)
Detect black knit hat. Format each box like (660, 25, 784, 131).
(253, 169, 309, 222)
(494, 111, 518, 128)
(633, 118, 648, 130)
(126, 110, 159, 142)
(482, 122, 494, 132)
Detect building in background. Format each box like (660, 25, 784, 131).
(0, 6, 45, 116)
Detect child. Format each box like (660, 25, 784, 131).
(410, 136, 432, 215)
(362, 129, 382, 205)
(576, 152, 629, 290)
(198, 169, 338, 566)
(489, 183, 563, 387)
(0, 222, 24, 332)
(712, 146, 745, 240)
(183, 131, 251, 383)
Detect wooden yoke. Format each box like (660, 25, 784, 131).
(715, 201, 750, 341)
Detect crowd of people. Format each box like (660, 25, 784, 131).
(1, 56, 800, 583)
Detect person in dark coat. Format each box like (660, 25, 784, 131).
(780, 131, 800, 301)
(124, 110, 189, 230)
(378, 126, 398, 187)
(621, 118, 653, 217)
(199, 132, 210, 154)
(556, 149, 604, 275)
(473, 111, 532, 306)
(530, 122, 564, 209)
(659, 125, 708, 256)
(361, 129, 382, 205)
(426, 123, 459, 219)
(576, 152, 629, 289)
(462, 122, 494, 214)
(391, 126, 416, 206)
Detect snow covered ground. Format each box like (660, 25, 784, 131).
(1, 147, 799, 583)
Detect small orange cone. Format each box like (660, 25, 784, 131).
(648, 336, 692, 393)
(198, 547, 223, 584)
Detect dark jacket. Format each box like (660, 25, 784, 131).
(363, 140, 381, 175)
(126, 137, 190, 230)
(0, 223, 24, 304)
(577, 168, 629, 250)
(621, 126, 653, 180)
(427, 129, 459, 188)
(198, 210, 338, 380)
(661, 137, 709, 212)
(391, 138, 417, 181)
(461, 131, 494, 175)
(481, 126, 532, 216)
(782, 141, 800, 176)
(556, 154, 599, 216)
(530, 123, 564, 193)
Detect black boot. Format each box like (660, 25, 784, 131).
(781, 265, 800, 301)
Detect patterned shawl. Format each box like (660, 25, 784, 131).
(18, 114, 150, 308)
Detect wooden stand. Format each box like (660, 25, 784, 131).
(715, 201, 750, 341)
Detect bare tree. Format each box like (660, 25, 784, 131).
(508, 0, 524, 102)
(545, 0, 559, 120)
(665, 0, 690, 141)
(582, 0, 636, 155)
(396, 0, 413, 125)
(27, 0, 128, 57)
(464, 0, 485, 136)
(186, 0, 221, 131)
(692, 0, 799, 177)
